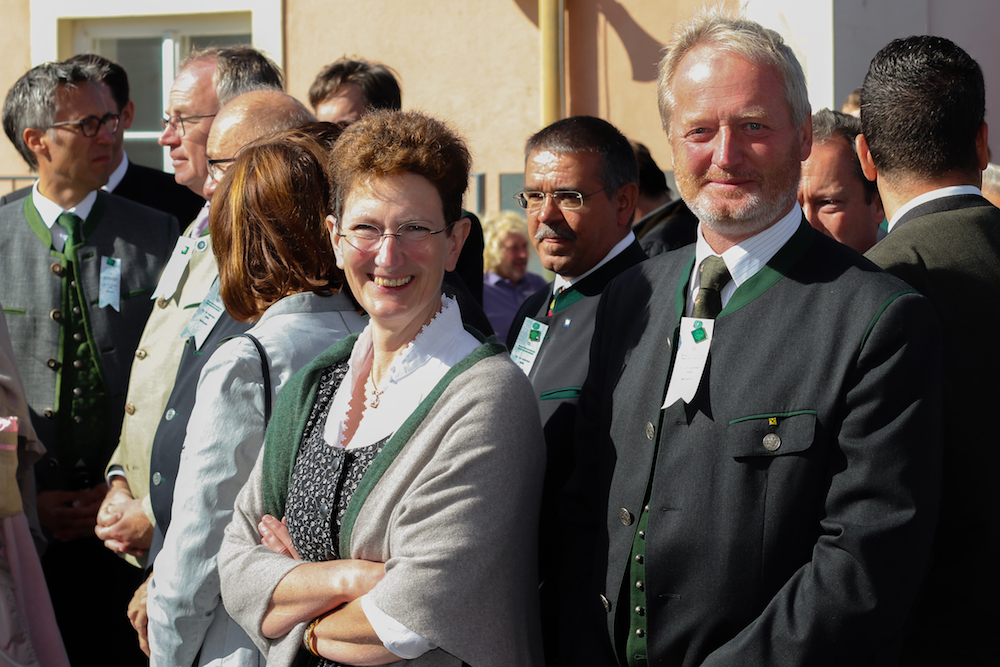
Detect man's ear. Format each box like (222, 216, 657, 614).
(120, 100, 136, 131)
(616, 182, 640, 228)
(856, 133, 878, 182)
(23, 127, 48, 161)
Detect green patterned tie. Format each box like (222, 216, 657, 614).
(56, 212, 108, 475)
(691, 255, 732, 319)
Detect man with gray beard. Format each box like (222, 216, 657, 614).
(505, 116, 644, 657)
(553, 10, 944, 666)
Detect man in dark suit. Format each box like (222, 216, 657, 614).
(554, 11, 944, 666)
(0, 59, 177, 665)
(0, 54, 204, 225)
(505, 117, 644, 659)
(859, 36, 1000, 666)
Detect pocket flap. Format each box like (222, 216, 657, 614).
(726, 411, 816, 458)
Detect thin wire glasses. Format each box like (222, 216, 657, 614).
(49, 114, 120, 137)
(161, 114, 217, 136)
(337, 222, 453, 252)
(515, 188, 605, 211)
(206, 157, 237, 182)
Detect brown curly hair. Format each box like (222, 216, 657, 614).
(328, 109, 471, 228)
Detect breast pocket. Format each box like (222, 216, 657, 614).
(726, 411, 817, 458)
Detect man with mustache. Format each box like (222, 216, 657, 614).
(505, 116, 644, 659)
(553, 10, 944, 666)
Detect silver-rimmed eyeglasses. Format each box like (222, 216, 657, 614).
(49, 113, 120, 137)
(337, 222, 453, 252)
(161, 114, 217, 136)
(515, 188, 605, 211)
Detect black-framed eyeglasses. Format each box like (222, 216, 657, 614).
(161, 114, 216, 136)
(206, 157, 237, 182)
(49, 113, 120, 138)
(336, 221, 453, 252)
(514, 188, 605, 211)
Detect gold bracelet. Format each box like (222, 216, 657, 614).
(303, 616, 322, 657)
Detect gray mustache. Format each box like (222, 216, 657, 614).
(534, 224, 577, 242)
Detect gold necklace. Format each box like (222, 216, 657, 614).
(367, 367, 384, 409)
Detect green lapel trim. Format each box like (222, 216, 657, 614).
(24, 194, 53, 248)
(338, 338, 506, 557)
(551, 285, 586, 313)
(719, 219, 814, 316)
(261, 333, 361, 518)
(23, 191, 106, 248)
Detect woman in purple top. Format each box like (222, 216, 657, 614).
(482, 211, 548, 340)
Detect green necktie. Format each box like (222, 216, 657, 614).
(55, 211, 109, 475)
(691, 255, 732, 319)
(58, 211, 82, 253)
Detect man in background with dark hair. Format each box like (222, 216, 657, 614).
(798, 108, 884, 253)
(0, 54, 204, 225)
(859, 35, 1000, 666)
(308, 56, 402, 124)
(629, 139, 698, 256)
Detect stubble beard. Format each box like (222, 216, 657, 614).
(676, 162, 801, 237)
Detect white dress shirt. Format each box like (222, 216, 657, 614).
(685, 205, 802, 317)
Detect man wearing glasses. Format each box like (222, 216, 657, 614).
(93, 47, 284, 656)
(0, 54, 205, 227)
(505, 116, 645, 656)
(0, 59, 178, 666)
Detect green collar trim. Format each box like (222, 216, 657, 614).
(551, 285, 586, 313)
(673, 219, 814, 320)
(24, 191, 106, 250)
(338, 335, 505, 555)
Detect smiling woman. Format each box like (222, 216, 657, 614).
(219, 110, 546, 667)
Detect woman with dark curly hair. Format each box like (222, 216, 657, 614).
(219, 110, 545, 667)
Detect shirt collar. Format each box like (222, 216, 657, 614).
(693, 204, 801, 288)
(553, 230, 636, 292)
(887, 185, 982, 232)
(104, 151, 129, 193)
(32, 181, 98, 228)
(686, 205, 800, 317)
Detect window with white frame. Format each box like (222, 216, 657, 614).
(71, 14, 252, 171)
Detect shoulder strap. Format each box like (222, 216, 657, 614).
(240, 333, 272, 426)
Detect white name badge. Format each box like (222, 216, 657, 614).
(181, 278, 226, 350)
(99, 256, 122, 311)
(510, 317, 549, 376)
(152, 236, 197, 302)
(662, 317, 714, 408)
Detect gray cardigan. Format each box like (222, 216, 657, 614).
(219, 338, 546, 666)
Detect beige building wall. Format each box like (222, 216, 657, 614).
(0, 0, 720, 211)
(0, 0, 34, 195)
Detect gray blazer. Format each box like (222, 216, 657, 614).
(0, 192, 177, 489)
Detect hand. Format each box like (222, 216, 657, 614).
(127, 573, 151, 657)
(259, 514, 300, 560)
(37, 483, 107, 541)
(95, 480, 153, 556)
